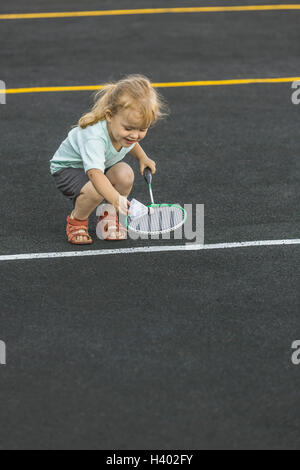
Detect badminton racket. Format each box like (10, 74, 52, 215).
(126, 168, 186, 235)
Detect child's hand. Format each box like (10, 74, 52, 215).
(139, 157, 156, 176)
(113, 195, 130, 216)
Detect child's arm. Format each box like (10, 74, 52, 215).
(87, 168, 129, 215)
(130, 143, 156, 175)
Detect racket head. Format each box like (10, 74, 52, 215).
(125, 203, 187, 235)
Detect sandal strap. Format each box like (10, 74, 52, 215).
(67, 215, 89, 227)
(68, 225, 90, 233)
(66, 215, 93, 244)
(68, 229, 92, 241)
(98, 213, 128, 233)
(102, 221, 128, 235)
(67, 218, 92, 240)
(106, 225, 126, 234)
(98, 213, 117, 223)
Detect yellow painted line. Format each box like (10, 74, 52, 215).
(5, 85, 103, 94)
(1, 5, 300, 20)
(4, 78, 300, 94)
(154, 77, 300, 87)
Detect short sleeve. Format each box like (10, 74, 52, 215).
(78, 138, 106, 173)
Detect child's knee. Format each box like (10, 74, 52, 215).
(117, 164, 134, 188)
(123, 166, 134, 187)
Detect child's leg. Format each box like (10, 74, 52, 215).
(71, 181, 104, 220)
(71, 162, 134, 242)
(105, 162, 134, 198)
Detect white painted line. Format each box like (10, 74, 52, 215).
(0, 239, 299, 262)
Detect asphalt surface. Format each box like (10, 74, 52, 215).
(0, 0, 299, 450)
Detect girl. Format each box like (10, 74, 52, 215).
(50, 75, 166, 244)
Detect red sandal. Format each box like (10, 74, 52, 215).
(66, 216, 93, 245)
(97, 211, 127, 240)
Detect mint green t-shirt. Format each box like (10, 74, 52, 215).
(50, 119, 135, 175)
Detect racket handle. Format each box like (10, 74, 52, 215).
(143, 167, 152, 184)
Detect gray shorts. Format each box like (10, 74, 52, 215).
(52, 166, 109, 207)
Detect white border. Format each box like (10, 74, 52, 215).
(0, 239, 299, 262)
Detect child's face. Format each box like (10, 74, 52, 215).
(106, 109, 149, 148)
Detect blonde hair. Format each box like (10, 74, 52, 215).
(78, 74, 168, 129)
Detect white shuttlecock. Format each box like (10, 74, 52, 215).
(129, 199, 149, 218)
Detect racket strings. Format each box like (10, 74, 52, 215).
(128, 206, 185, 235)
